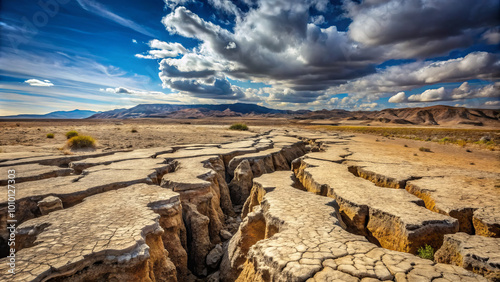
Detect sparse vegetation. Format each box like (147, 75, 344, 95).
(131, 128, 138, 133)
(65, 130, 79, 139)
(417, 244, 434, 260)
(229, 123, 249, 131)
(419, 147, 431, 152)
(46, 133, 55, 138)
(312, 126, 499, 150)
(66, 135, 96, 150)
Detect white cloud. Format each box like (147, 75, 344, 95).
(359, 102, 378, 109)
(140, 1, 500, 104)
(388, 92, 406, 103)
(225, 42, 236, 49)
(408, 87, 446, 102)
(1, 49, 150, 89)
(484, 100, 500, 106)
(132, 39, 137, 44)
(406, 82, 500, 102)
(25, 79, 54, 87)
(135, 39, 187, 59)
(100, 87, 168, 96)
(208, 0, 242, 17)
(330, 52, 500, 99)
(310, 15, 325, 25)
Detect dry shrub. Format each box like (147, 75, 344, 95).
(67, 135, 96, 150)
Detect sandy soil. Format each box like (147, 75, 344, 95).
(1, 119, 499, 172)
(349, 134, 500, 174)
(0, 119, 272, 155)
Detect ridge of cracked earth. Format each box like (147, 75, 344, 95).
(0, 129, 498, 281)
(221, 171, 487, 282)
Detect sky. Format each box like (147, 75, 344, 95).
(0, 0, 499, 115)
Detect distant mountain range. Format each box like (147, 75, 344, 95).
(1, 104, 499, 126)
(87, 103, 293, 119)
(298, 105, 500, 126)
(0, 109, 98, 119)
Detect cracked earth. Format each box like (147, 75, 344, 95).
(0, 129, 498, 281)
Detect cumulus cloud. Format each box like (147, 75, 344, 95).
(331, 52, 500, 98)
(154, 4, 377, 102)
(310, 15, 325, 25)
(388, 92, 406, 103)
(25, 79, 54, 87)
(142, 0, 500, 105)
(358, 102, 378, 110)
(405, 82, 500, 102)
(484, 100, 500, 106)
(345, 0, 500, 57)
(135, 39, 187, 59)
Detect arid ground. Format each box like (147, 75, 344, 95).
(0, 119, 499, 281)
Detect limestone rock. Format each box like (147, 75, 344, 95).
(435, 232, 500, 281)
(37, 196, 63, 215)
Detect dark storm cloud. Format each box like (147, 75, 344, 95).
(148, 0, 500, 104)
(346, 0, 499, 45)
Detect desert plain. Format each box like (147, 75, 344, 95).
(0, 118, 499, 282)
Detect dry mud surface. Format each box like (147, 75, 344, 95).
(0, 128, 499, 282)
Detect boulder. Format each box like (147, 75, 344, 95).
(220, 229, 233, 241)
(206, 244, 223, 269)
(37, 196, 63, 215)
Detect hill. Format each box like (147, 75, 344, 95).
(87, 103, 290, 119)
(0, 109, 98, 119)
(297, 105, 500, 126)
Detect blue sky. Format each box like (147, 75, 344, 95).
(0, 0, 499, 115)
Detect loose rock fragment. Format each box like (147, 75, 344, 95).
(37, 196, 63, 215)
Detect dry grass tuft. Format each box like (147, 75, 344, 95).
(65, 130, 79, 139)
(229, 123, 249, 131)
(66, 135, 96, 150)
